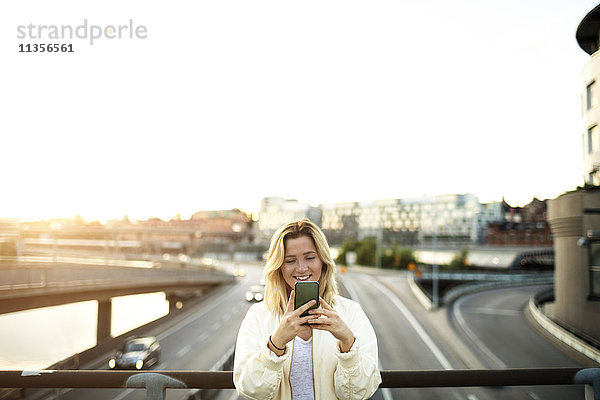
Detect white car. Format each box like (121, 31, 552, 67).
(245, 285, 264, 302)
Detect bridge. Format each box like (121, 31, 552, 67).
(0, 256, 235, 346)
(413, 245, 554, 269)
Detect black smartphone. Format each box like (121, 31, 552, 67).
(294, 281, 320, 319)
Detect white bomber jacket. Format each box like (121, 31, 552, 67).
(233, 295, 382, 400)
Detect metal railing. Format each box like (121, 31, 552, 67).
(1, 368, 599, 400)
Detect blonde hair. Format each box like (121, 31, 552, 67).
(263, 219, 339, 317)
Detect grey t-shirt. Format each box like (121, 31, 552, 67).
(289, 336, 314, 400)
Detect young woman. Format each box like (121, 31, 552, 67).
(233, 219, 381, 399)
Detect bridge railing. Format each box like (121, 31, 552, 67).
(1, 368, 599, 400)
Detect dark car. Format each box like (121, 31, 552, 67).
(108, 336, 161, 370)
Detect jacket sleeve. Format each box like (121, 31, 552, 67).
(333, 301, 382, 400)
(233, 305, 290, 400)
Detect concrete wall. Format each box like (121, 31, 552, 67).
(548, 190, 600, 341)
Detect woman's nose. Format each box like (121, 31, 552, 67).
(297, 261, 309, 271)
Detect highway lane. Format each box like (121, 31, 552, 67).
(342, 271, 491, 400)
(451, 285, 589, 400)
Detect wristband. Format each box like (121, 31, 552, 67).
(269, 335, 286, 351)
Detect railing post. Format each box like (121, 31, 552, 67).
(126, 372, 187, 400)
(575, 368, 600, 400)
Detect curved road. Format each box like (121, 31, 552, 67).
(342, 270, 590, 400)
(450, 285, 587, 400)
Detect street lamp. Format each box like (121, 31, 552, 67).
(432, 210, 439, 310)
(375, 225, 382, 268)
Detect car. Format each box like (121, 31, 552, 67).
(233, 268, 247, 277)
(245, 285, 264, 302)
(108, 336, 161, 370)
(177, 253, 191, 263)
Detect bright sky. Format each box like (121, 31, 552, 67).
(1, 0, 598, 222)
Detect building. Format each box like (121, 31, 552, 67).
(415, 194, 489, 247)
(0, 219, 20, 256)
(486, 198, 553, 246)
(541, 5, 600, 349)
(317, 194, 502, 247)
(548, 190, 600, 347)
(131, 209, 254, 255)
(189, 209, 251, 241)
(320, 202, 361, 246)
(257, 197, 322, 241)
(578, 3, 600, 186)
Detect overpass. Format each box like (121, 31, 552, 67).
(0, 256, 236, 345)
(413, 245, 554, 269)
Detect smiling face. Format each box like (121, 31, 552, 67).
(281, 235, 323, 290)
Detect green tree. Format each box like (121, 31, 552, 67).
(356, 238, 377, 266)
(380, 247, 395, 269)
(395, 247, 416, 269)
(449, 247, 469, 269)
(336, 238, 359, 265)
(337, 239, 417, 269)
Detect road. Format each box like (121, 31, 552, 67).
(361, 271, 588, 400)
(449, 285, 586, 399)
(25, 264, 592, 400)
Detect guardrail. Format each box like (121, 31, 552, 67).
(417, 271, 554, 281)
(1, 368, 599, 400)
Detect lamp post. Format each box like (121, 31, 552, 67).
(375, 225, 382, 268)
(432, 210, 439, 310)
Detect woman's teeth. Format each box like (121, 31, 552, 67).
(296, 276, 310, 281)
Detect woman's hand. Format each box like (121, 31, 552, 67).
(307, 297, 356, 352)
(269, 290, 315, 355)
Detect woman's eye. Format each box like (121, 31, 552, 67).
(306, 257, 315, 261)
(285, 259, 295, 264)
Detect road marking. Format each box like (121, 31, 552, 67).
(197, 332, 209, 343)
(156, 282, 241, 341)
(528, 391, 541, 400)
(340, 274, 361, 301)
(226, 389, 240, 400)
(112, 388, 134, 400)
(212, 321, 222, 331)
(223, 312, 231, 321)
(451, 392, 463, 400)
(340, 275, 394, 400)
(454, 296, 507, 368)
(176, 344, 191, 358)
(461, 307, 520, 317)
(210, 345, 235, 370)
(467, 394, 480, 400)
(364, 275, 454, 370)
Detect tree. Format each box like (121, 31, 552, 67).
(449, 247, 469, 269)
(337, 238, 415, 269)
(356, 238, 377, 266)
(335, 238, 360, 265)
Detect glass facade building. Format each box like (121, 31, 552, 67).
(261, 195, 502, 247)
